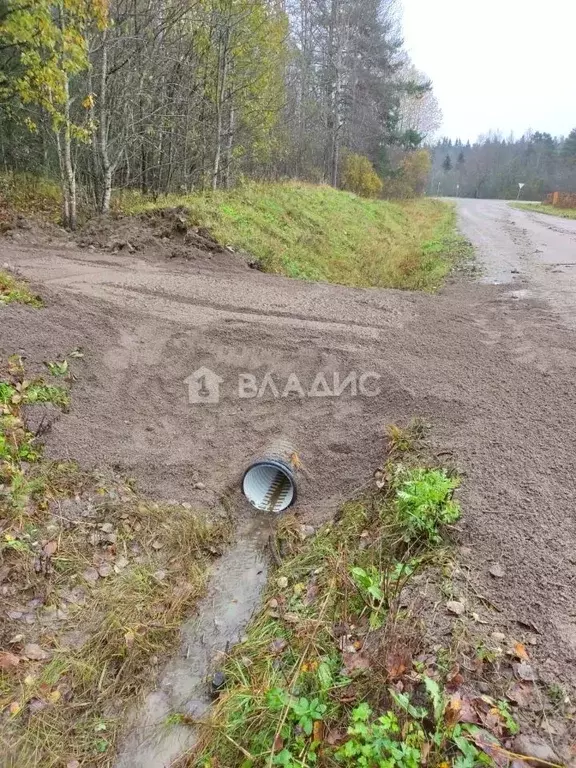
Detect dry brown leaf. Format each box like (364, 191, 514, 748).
(272, 734, 283, 753)
(312, 720, 324, 743)
(0, 651, 20, 670)
(471, 728, 508, 767)
(444, 693, 462, 727)
(385, 649, 411, 680)
(342, 651, 370, 675)
(506, 681, 533, 707)
(9, 701, 21, 715)
(326, 728, 346, 746)
(43, 540, 58, 557)
(513, 642, 529, 661)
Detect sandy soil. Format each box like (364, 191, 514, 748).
(1, 198, 576, 718)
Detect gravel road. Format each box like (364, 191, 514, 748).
(2, 199, 576, 724)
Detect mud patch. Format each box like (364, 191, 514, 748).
(76, 207, 250, 271)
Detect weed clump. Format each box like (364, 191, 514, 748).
(0, 270, 42, 307)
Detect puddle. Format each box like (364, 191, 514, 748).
(115, 513, 272, 768)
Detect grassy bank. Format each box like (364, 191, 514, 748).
(118, 183, 470, 291)
(0, 349, 229, 767)
(511, 202, 576, 220)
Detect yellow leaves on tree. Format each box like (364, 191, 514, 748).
(341, 153, 384, 198)
(0, 0, 108, 130)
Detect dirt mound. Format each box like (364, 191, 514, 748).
(0, 210, 68, 247)
(76, 207, 250, 270)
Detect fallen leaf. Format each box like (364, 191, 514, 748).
(9, 701, 21, 716)
(100, 523, 114, 534)
(326, 728, 346, 746)
(513, 642, 529, 661)
(506, 682, 533, 707)
(47, 689, 61, 704)
(283, 612, 300, 624)
(313, 720, 324, 743)
(342, 651, 370, 675)
(43, 540, 58, 557)
(82, 567, 99, 583)
(0, 651, 20, 670)
(459, 696, 481, 725)
(28, 698, 47, 714)
(22, 643, 50, 661)
(124, 631, 135, 649)
(276, 576, 288, 589)
(385, 649, 411, 680)
(303, 583, 319, 606)
(272, 734, 283, 753)
(269, 638, 287, 655)
(471, 728, 508, 767)
(444, 693, 462, 727)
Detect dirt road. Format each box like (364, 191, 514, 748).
(2, 199, 576, 719)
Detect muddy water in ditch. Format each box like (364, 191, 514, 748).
(115, 513, 272, 768)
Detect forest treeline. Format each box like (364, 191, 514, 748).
(0, 0, 441, 227)
(430, 130, 576, 200)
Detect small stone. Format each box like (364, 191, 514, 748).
(211, 670, 226, 695)
(151, 540, 164, 550)
(512, 735, 559, 766)
(489, 563, 506, 578)
(268, 598, 279, 609)
(22, 643, 50, 661)
(153, 570, 166, 582)
(298, 525, 315, 540)
(514, 661, 538, 681)
(491, 631, 506, 642)
(182, 502, 192, 510)
(114, 556, 129, 570)
(97, 563, 112, 578)
(447, 600, 465, 616)
(8, 634, 24, 644)
(194, 482, 206, 490)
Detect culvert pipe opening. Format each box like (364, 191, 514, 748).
(242, 460, 296, 513)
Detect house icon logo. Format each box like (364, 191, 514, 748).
(184, 367, 224, 404)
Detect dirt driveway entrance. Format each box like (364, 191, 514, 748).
(2, 199, 576, 702)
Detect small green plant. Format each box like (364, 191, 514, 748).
(336, 703, 422, 767)
(393, 466, 460, 543)
(45, 359, 69, 377)
(0, 270, 42, 306)
(495, 700, 519, 735)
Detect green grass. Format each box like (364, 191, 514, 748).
(0, 172, 62, 224)
(0, 270, 42, 307)
(511, 202, 576, 220)
(117, 182, 469, 291)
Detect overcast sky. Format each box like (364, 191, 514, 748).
(401, 0, 575, 142)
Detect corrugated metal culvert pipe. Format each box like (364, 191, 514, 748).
(242, 439, 298, 513)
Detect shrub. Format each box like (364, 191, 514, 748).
(341, 153, 384, 198)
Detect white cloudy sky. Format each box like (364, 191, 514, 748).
(401, 0, 575, 141)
